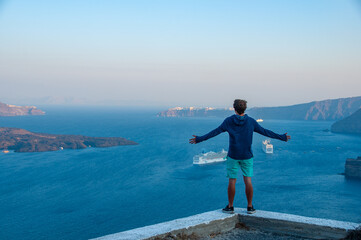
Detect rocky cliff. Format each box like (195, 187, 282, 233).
(0, 127, 137, 152)
(331, 108, 361, 134)
(345, 157, 361, 179)
(0, 102, 45, 116)
(247, 96, 361, 121)
(157, 107, 233, 118)
(157, 96, 361, 121)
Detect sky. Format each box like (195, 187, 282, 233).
(0, 0, 361, 108)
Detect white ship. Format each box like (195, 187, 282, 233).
(262, 139, 273, 154)
(256, 119, 263, 122)
(193, 149, 228, 165)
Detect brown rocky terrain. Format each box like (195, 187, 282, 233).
(0, 102, 45, 116)
(0, 127, 137, 152)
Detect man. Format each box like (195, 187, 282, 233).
(189, 99, 290, 214)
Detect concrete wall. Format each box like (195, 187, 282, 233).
(237, 210, 357, 240)
(91, 208, 359, 240)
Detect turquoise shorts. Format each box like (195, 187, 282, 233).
(226, 156, 253, 178)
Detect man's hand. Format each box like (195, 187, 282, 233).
(285, 133, 291, 142)
(189, 135, 197, 144)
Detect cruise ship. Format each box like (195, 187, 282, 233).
(193, 149, 228, 165)
(262, 140, 273, 154)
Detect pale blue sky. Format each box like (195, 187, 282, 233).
(0, 0, 361, 107)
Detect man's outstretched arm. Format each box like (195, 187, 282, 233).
(254, 121, 291, 141)
(189, 121, 227, 144)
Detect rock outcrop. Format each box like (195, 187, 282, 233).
(331, 108, 361, 134)
(0, 102, 45, 116)
(157, 96, 361, 121)
(0, 127, 137, 153)
(157, 107, 233, 118)
(345, 157, 361, 179)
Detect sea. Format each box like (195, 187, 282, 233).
(0, 106, 360, 240)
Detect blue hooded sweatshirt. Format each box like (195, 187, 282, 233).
(195, 114, 287, 160)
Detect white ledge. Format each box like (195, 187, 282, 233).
(91, 208, 359, 240)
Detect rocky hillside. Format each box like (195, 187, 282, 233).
(157, 107, 233, 118)
(331, 108, 361, 134)
(247, 96, 361, 121)
(0, 102, 45, 116)
(157, 96, 361, 121)
(0, 127, 138, 152)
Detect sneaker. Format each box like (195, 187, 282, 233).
(247, 206, 256, 214)
(222, 205, 234, 214)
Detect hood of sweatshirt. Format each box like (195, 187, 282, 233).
(233, 114, 247, 126)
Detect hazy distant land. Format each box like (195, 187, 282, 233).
(331, 108, 361, 134)
(0, 102, 45, 116)
(157, 96, 361, 121)
(0, 127, 138, 153)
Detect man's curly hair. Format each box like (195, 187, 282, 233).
(233, 99, 247, 115)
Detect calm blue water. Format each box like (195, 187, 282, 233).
(1, 107, 361, 240)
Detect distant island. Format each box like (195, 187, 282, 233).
(0, 102, 45, 116)
(331, 108, 361, 134)
(0, 127, 137, 153)
(157, 96, 361, 121)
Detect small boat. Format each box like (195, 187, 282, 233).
(262, 140, 273, 154)
(59, 147, 64, 150)
(2, 150, 10, 153)
(193, 149, 228, 165)
(256, 119, 263, 122)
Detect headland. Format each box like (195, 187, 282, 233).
(0, 127, 137, 153)
(0, 102, 45, 116)
(331, 108, 361, 134)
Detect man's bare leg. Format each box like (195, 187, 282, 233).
(243, 176, 253, 207)
(228, 178, 236, 207)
